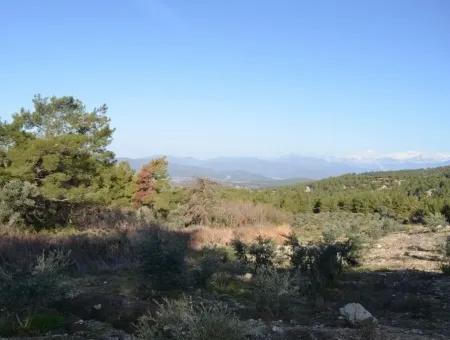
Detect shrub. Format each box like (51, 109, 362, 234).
(306, 244, 343, 291)
(294, 212, 402, 244)
(322, 226, 341, 243)
(424, 213, 447, 230)
(135, 297, 192, 339)
(0, 180, 46, 227)
(287, 235, 358, 294)
(231, 239, 248, 264)
(342, 235, 364, 266)
(445, 236, 450, 258)
(374, 205, 395, 219)
(0, 312, 66, 337)
(440, 262, 450, 275)
(136, 206, 157, 224)
(442, 204, 450, 224)
(232, 236, 276, 270)
(380, 218, 403, 234)
(441, 236, 450, 276)
(252, 266, 295, 317)
(313, 199, 321, 213)
(410, 209, 426, 224)
(138, 228, 188, 287)
(248, 236, 276, 269)
(189, 303, 247, 340)
(135, 296, 247, 340)
(0, 249, 71, 314)
(208, 271, 233, 291)
(196, 246, 232, 286)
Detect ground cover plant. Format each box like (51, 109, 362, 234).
(0, 96, 450, 339)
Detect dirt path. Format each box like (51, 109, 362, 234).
(361, 226, 449, 271)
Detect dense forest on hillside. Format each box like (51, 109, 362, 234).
(0, 96, 449, 339)
(220, 167, 450, 224)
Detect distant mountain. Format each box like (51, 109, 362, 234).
(118, 153, 450, 187)
(118, 156, 311, 187)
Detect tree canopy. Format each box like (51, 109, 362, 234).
(1, 95, 116, 202)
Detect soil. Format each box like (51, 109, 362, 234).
(8, 226, 450, 339)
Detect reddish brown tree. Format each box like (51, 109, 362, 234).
(132, 157, 169, 208)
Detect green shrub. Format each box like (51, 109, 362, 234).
(138, 229, 188, 288)
(440, 262, 450, 275)
(136, 206, 157, 224)
(410, 209, 426, 224)
(343, 235, 364, 266)
(294, 212, 402, 243)
(135, 296, 247, 340)
(380, 218, 403, 234)
(441, 236, 450, 275)
(0, 249, 71, 314)
(307, 244, 343, 290)
(424, 213, 447, 230)
(287, 235, 358, 294)
(248, 236, 276, 269)
(135, 297, 192, 339)
(232, 236, 276, 270)
(442, 204, 450, 224)
(231, 239, 248, 264)
(313, 199, 321, 213)
(0, 180, 45, 227)
(33, 248, 72, 275)
(208, 271, 233, 291)
(322, 226, 342, 243)
(0, 312, 66, 337)
(445, 236, 450, 258)
(252, 266, 295, 317)
(196, 246, 232, 286)
(190, 303, 246, 340)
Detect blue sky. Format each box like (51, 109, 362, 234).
(1, 0, 449, 158)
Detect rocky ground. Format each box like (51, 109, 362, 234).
(362, 225, 448, 272)
(5, 226, 450, 340)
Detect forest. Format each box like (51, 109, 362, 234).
(0, 96, 449, 339)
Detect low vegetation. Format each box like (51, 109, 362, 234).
(135, 297, 248, 340)
(440, 236, 450, 275)
(0, 95, 449, 338)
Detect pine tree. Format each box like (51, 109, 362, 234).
(132, 157, 170, 209)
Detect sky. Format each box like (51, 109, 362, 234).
(1, 0, 449, 159)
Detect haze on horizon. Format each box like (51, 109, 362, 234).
(1, 0, 449, 159)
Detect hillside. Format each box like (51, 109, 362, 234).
(1, 96, 449, 339)
(119, 156, 311, 187)
(220, 166, 450, 224)
(119, 155, 450, 187)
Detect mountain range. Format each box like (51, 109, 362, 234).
(119, 154, 450, 187)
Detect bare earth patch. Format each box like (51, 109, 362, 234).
(362, 225, 450, 271)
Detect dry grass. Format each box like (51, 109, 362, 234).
(0, 226, 138, 272)
(209, 201, 293, 228)
(186, 224, 292, 250)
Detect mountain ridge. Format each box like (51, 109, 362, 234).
(118, 154, 450, 187)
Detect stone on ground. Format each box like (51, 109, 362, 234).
(339, 303, 377, 325)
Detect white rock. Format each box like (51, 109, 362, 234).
(242, 273, 253, 281)
(93, 304, 102, 310)
(339, 303, 377, 325)
(271, 325, 284, 333)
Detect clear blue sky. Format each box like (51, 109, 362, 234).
(1, 0, 449, 158)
